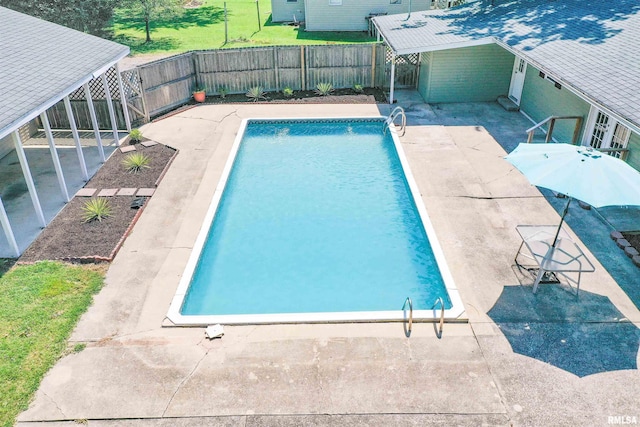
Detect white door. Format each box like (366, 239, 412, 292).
(508, 58, 527, 105)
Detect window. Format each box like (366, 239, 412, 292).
(587, 110, 631, 158)
(287, 0, 297, 2)
(329, 0, 342, 4)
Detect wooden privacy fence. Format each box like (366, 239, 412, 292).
(139, 43, 388, 118)
(46, 43, 390, 129)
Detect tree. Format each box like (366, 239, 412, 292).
(122, 0, 183, 43)
(0, 0, 120, 37)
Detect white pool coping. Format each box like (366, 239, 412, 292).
(167, 117, 466, 325)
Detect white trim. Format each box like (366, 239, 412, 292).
(0, 197, 20, 257)
(167, 117, 465, 326)
(508, 57, 526, 105)
(63, 96, 89, 181)
(40, 112, 70, 202)
(11, 131, 46, 227)
(389, 54, 396, 104)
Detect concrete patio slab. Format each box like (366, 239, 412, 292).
(18, 98, 640, 427)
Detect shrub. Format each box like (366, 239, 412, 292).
(218, 87, 228, 98)
(283, 87, 294, 97)
(353, 84, 364, 93)
(82, 198, 112, 223)
(246, 86, 267, 102)
(193, 85, 206, 94)
(315, 82, 334, 96)
(129, 129, 143, 143)
(122, 152, 151, 173)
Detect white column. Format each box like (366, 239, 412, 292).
(11, 131, 46, 227)
(115, 63, 132, 132)
(0, 196, 20, 257)
(84, 83, 106, 162)
(102, 73, 121, 146)
(389, 54, 396, 105)
(63, 96, 89, 181)
(40, 112, 70, 202)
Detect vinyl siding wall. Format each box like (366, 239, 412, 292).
(626, 131, 640, 172)
(271, 0, 305, 23)
(304, 0, 431, 31)
(417, 44, 514, 103)
(519, 65, 591, 143)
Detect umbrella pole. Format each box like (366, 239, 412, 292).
(551, 197, 572, 247)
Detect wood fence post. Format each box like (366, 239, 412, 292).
(371, 44, 376, 88)
(300, 45, 306, 91)
(273, 47, 280, 91)
(137, 69, 150, 123)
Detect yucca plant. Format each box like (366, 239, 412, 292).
(82, 198, 112, 223)
(122, 152, 151, 173)
(129, 129, 143, 143)
(282, 87, 294, 97)
(246, 86, 267, 102)
(315, 82, 334, 96)
(353, 84, 364, 93)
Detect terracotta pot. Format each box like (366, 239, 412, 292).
(193, 91, 206, 103)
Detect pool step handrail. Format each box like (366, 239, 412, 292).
(434, 297, 444, 338)
(403, 296, 413, 334)
(384, 106, 406, 137)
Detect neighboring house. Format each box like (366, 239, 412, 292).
(372, 0, 640, 171)
(271, 0, 456, 31)
(0, 7, 130, 256)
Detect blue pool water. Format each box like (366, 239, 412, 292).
(181, 119, 452, 315)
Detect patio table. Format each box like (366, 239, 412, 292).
(514, 225, 595, 295)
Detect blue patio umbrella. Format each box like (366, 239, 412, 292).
(505, 143, 640, 246)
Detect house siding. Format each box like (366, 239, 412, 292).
(519, 65, 591, 143)
(626, 131, 640, 172)
(416, 44, 514, 103)
(271, 0, 305, 23)
(304, 0, 431, 31)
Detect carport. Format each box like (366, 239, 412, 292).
(0, 6, 130, 257)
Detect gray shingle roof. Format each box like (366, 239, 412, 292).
(0, 7, 129, 139)
(373, 0, 640, 130)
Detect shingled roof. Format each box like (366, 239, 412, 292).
(0, 7, 129, 140)
(373, 0, 640, 131)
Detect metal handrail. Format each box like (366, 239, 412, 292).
(597, 147, 630, 161)
(434, 297, 444, 338)
(526, 115, 583, 144)
(403, 297, 413, 334)
(384, 106, 406, 137)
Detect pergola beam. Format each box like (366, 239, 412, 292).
(40, 112, 70, 202)
(0, 196, 20, 257)
(115, 63, 132, 132)
(11, 131, 46, 227)
(63, 96, 89, 181)
(102, 73, 121, 146)
(84, 83, 106, 162)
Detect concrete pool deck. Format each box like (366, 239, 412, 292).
(18, 100, 640, 426)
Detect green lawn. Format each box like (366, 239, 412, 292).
(0, 262, 104, 427)
(112, 0, 375, 55)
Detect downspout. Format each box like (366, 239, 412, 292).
(405, 0, 412, 20)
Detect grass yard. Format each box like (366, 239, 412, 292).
(0, 262, 105, 427)
(112, 0, 375, 55)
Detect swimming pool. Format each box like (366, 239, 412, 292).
(167, 117, 464, 325)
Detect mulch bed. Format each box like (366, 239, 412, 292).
(19, 141, 177, 263)
(197, 88, 387, 105)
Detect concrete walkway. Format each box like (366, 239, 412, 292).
(17, 101, 640, 426)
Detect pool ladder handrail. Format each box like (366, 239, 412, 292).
(434, 297, 445, 338)
(403, 297, 413, 335)
(384, 106, 406, 137)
